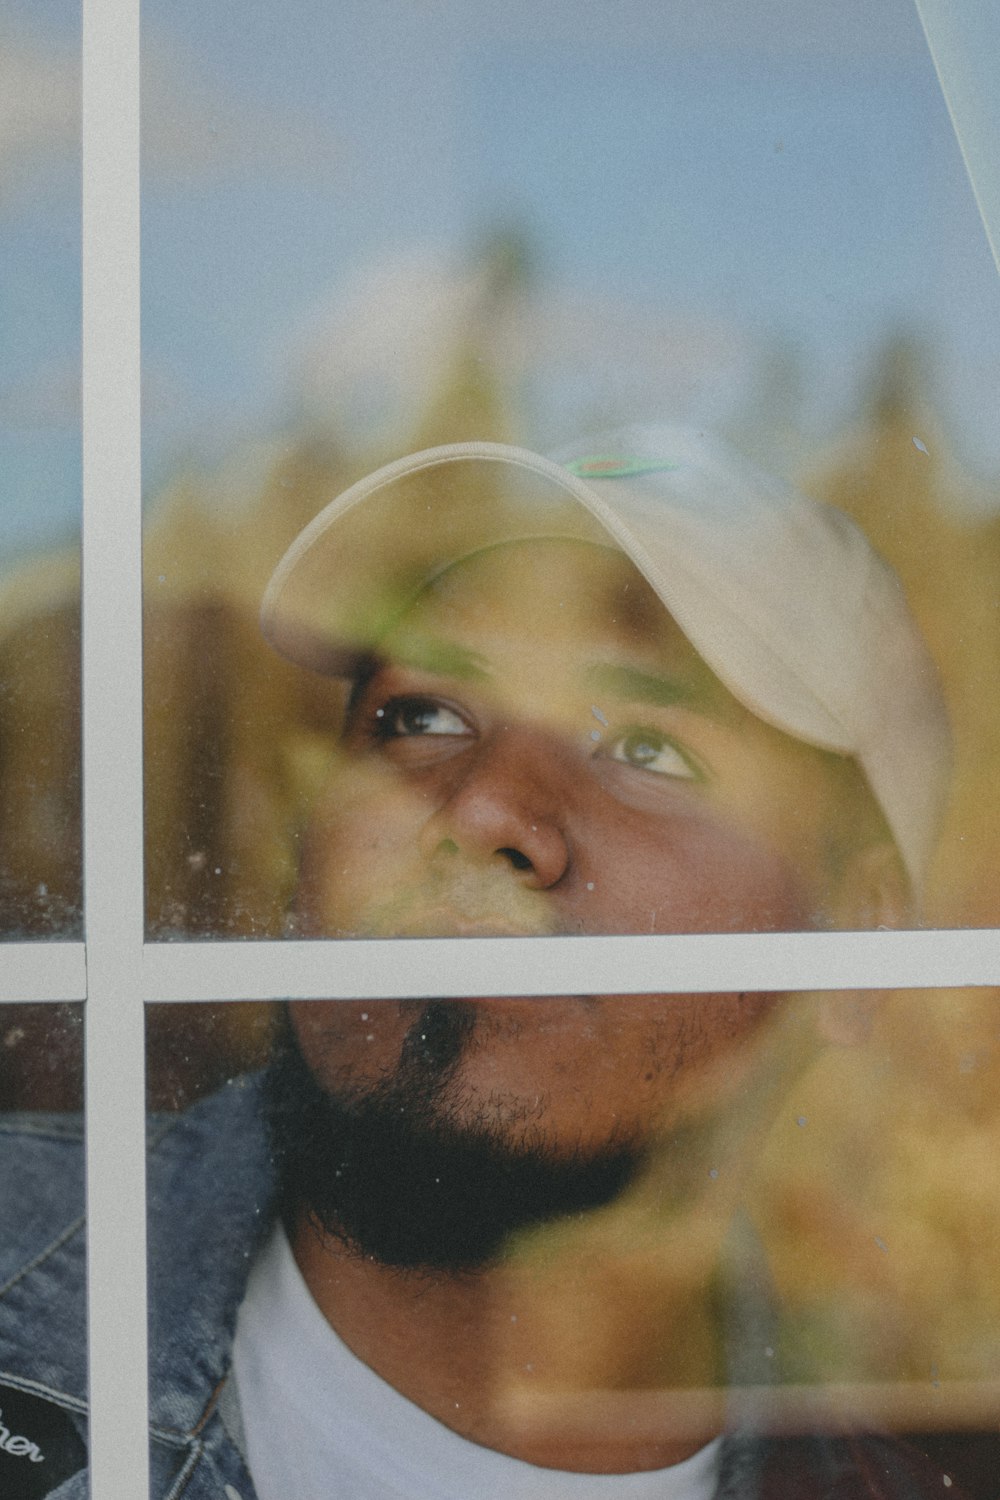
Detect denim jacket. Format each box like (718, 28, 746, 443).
(0, 1076, 272, 1500)
(0, 1076, 973, 1500)
(0, 1110, 89, 1500)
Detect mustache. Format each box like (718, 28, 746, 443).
(398, 998, 477, 1077)
(293, 866, 567, 939)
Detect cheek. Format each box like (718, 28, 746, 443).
(450, 992, 783, 1146)
(582, 813, 819, 935)
(295, 768, 430, 931)
(590, 991, 788, 1159)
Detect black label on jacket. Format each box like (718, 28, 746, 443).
(0, 1383, 86, 1498)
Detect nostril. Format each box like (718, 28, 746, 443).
(498, 846, 533, 872)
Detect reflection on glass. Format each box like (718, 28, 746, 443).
(141, 0, 1000, 938)
(0, 588, 81, 938)
(0, 1004, 86, 1490)
(145, 992, 1000, 1495)
(0, 1002, 83, 1112)
(915, 0, 1000, 273)
(0, 8, 81, 940)
(262, 434, 946, 949)
(147, 416, 969, 940)
(145, 416, 967, 943)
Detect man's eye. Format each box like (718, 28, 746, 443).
(377, 698, 469, 738)
(606, 729, 698, 779)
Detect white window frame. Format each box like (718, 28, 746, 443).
(0, 0, 996, 1494)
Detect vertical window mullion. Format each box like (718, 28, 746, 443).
(82, 0, 147, 1495)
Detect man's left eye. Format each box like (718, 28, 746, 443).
(605, 729, 698, 779)
(380, 698, 469, 737)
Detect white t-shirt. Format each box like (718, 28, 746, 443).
(230, 1226, 721, 1500)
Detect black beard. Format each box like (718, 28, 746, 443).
(265, 1001, 643, 1274)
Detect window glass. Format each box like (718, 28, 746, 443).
(0, 9, 87, 1489)
(0, 4, 82, 940)
(0, 1002, 83, 1113)
(146, 990, 1000, 1493)
(141, 0, 1000, 939)
(26, 3, 994, 1496)
(0, 1003, 87, 1492)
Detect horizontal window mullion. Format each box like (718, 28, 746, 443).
(0, 942, 87, 1002)
(140, 929, 1000, 1003)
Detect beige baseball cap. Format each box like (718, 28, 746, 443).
(261, 425, 951, 888)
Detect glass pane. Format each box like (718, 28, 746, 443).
(915, 0, 1000, 272)
(0, 5, 82, 940)
(0, 1002, 83, 1112)
(146, 991, 1000, 1494)
(142, 1, 999, 940)
(0, 1003, 87, 1489)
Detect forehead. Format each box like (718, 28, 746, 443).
(385, 537, 718, 691)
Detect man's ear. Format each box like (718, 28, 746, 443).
(816, 838, 913, 1047)
(826, 837, 913, 934)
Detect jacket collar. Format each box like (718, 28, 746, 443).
(146, 1072, 276, 1436)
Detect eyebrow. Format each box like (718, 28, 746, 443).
(377, 634, 491, 680)
(369, 639, 709, 708)
(584, 662, 705, 709)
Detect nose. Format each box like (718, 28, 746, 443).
(417, 727, 572, 890)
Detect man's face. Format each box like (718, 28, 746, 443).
(288, 539, 860, 1167)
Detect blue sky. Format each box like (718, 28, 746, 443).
(3, 0, 1000, 558)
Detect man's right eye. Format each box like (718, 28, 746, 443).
(375, 697, 470, 738)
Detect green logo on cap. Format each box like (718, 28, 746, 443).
(565, 455, 679, 480)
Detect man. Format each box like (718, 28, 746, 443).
(0, 427, 963, 1497)
(232, 426, 953, 1495)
